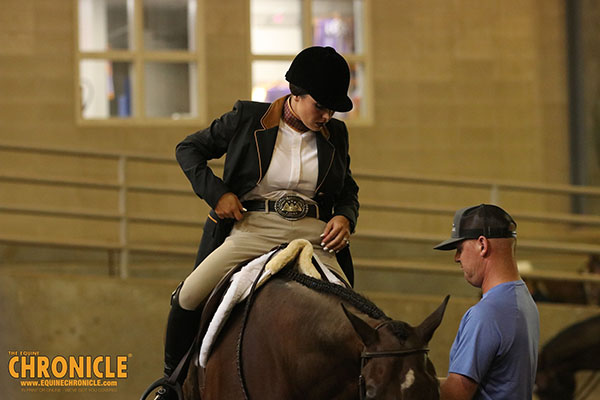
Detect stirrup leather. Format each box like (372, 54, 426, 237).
(140, 377, 183, 400)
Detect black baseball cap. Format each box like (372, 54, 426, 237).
(434, 204, 517, 251)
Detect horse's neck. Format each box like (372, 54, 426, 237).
(242, 281, 366, 397)
(543, 317, 600, 372)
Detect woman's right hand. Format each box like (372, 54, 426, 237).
(214, 192, 246, 220)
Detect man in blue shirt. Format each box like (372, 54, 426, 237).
(434, 204, 540, 399)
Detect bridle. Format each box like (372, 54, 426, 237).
(358, 320, 430, 400)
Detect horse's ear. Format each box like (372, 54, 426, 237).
(341, 303, 378, 347)
(416, 295, 450, 343)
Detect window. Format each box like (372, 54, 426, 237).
(76, 0, 204, 122)
(250, 0, 369, 122)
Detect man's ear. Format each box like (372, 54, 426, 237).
(478, 236, 489, 255)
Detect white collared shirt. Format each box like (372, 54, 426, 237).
(242, 120, 318, 203)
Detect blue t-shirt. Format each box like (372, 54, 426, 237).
(448, 280, 540, 399)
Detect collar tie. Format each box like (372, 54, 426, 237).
(283, 96, 310, 133)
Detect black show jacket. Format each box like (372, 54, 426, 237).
(176, 96, 359, 285)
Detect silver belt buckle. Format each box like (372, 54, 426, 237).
(274, 195, 308, 221)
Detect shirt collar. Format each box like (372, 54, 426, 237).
(283, 96, 310, 133)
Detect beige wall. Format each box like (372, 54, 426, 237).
(582, 0, 600, 215)
(356, 0, 571, 237)
(0, 0, 569, 180)
(362, 0, 568, 179)
(0, 0, 577, 255)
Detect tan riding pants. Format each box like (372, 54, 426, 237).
(179, 212, 348, 310)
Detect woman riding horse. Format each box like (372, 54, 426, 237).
(152, 46, 359, 400)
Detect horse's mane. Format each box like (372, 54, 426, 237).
(282, 268, 409, 340)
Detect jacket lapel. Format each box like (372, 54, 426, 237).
(315, 125, 335, 193)
(253, 96, 286, 183)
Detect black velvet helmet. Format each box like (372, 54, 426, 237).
(285, 46, 353, 113)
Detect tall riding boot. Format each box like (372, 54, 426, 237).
(154, 283, 203, 400)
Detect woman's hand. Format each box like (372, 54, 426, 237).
(320, 215, 351, 253)
(214, 192, 245, 220)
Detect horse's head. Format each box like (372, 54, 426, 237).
(342, 295, 449, 400)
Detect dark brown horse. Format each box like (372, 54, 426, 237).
(183, 268, 449, 400)
(535, 314, 600, 400)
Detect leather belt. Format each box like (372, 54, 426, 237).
(242, 195, 320, 221)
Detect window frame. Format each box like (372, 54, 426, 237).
(74, 0, 207, 126)
(249, 0, 373, 126)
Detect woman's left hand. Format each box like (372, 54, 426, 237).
(320, 215, 351, 253)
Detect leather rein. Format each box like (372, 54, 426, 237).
(359, 320, 430, 400)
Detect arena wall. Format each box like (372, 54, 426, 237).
(0, 0, 571, 244)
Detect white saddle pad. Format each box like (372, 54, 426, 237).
(198, 239, 343, 367)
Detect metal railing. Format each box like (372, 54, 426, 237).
(1, 142, 599, 281)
